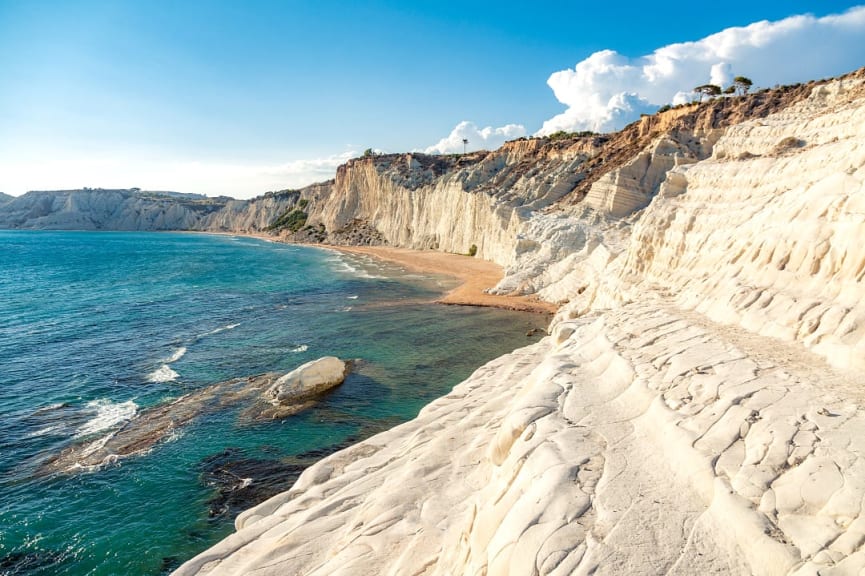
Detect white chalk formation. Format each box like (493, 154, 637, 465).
(176, 75, 865, 575)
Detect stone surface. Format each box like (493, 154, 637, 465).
(175, 71, 865, 575)
(263, 357, 348, 406)
(40, 375, 278, 474)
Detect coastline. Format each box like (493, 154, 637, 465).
(207, 229, 558, 314)
(312, 244, 558, 314)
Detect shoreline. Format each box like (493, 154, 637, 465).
(209, 230, 558, 314)
(311, 244, 558, 314)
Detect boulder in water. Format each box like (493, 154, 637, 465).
(264, 357, 349, 406)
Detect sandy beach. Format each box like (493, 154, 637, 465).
(323, 245, 558, 314)
(203, 232, 555, 313)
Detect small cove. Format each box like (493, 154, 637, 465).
(0, 231, 548, 575)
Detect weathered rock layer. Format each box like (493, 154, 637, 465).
(175, 69, 865, 575)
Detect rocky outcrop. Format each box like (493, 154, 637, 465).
(598, 72, 865, 370)
(258, 357, 349, 417)
(40, 359, 351, 474)
(177, 69, 865, 575)
(583, 134, 700, 216)
(40, 374, 277, 474)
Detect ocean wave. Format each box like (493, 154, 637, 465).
(198, 323, 240, 338)
(25, 424, 61, 438)
(75, 399, 138, 438)
(164, 346, 187, 363)
(347, 295, 359, 300)
(329, 255, 384, 279)
(147, 364, 179, 383)
(31, 402, 70, 415)
(290, 344, 308, 353)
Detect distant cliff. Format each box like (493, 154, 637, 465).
(0, 188, 307, 232)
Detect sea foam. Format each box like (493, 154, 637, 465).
(75, 399, 138, 437)
(198, 323, 240, 338)
(330, 255, 384, 279)
(165, 346, 187, 363)
(147, 364, 179, 383)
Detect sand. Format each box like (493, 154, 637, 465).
(322, 245, 558, 314)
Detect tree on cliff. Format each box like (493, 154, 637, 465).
(734, 76, 753, 96)
(694, 84, 721, 102)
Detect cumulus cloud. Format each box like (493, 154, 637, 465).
(423, 121, 526, 154)
(538, 6, 865, 134)
(0, 151, 356, 199)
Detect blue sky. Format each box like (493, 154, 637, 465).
(1, 1, 863, 198)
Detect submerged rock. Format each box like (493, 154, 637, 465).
(39, 359, 353, 474)
(199, 449, 306, 520)
(38, 374, 276, 474)
(199, 437, 365, 522)
(0, 549, 64, 574)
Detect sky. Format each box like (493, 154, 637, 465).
(1, 1, 864, 199)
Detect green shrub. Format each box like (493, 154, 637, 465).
(268, 209, 308, 232)
(468, 244, 478, 257)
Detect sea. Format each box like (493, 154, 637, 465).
(0, 231, 547, 575)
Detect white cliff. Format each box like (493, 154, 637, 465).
(175, 69, 865, 575)
(0, 188, 306, 233)
(306, 141, 593, 264)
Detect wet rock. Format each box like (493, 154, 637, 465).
(199, 449, 306, 520)
(0, 549, 63, 574)
(199, 438, 369, 521)
(39, 374, 277, 475)
(159, 556, 182, 575)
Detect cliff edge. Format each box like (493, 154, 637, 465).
(175, 69, 865, 575)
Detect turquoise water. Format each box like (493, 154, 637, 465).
(0, 231, 547, 575)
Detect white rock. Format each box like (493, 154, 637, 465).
(175, 74, 865, 575)
(264, 357, 348, 405)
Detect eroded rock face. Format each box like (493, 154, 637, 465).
(175, 71, 865, 575)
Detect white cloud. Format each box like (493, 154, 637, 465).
(0, 151, 357, 199)
(538, 6, 865, 134)
(423, 121, 526, 154)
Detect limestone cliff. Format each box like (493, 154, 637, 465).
(176, 69, 865, 575)
(294, 142, 596, 264)
(0, 188, 309, 233)
(0, 189, 228, 231)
